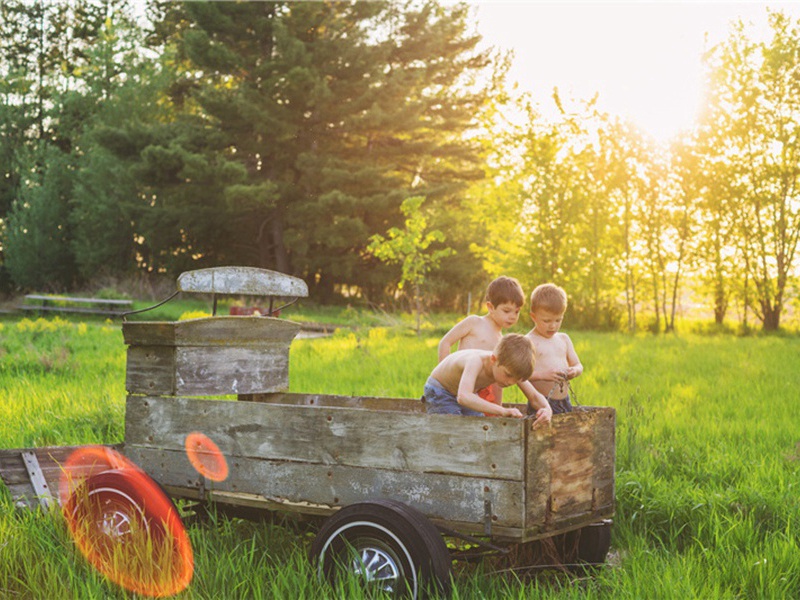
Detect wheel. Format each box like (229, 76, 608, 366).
(311, 499, 452, 598)
(576, 520, 612, 566)
(63, 468, 193, 596)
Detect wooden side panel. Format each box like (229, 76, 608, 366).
(126, 346, 176, 395)
(124, 445, 525, 529)
(174, 345, 289, 395)
(245, 392, 427, 413)
(592, 408, 616, 511)
(124, 318, 299, 395)
(125, 395, 525, 481)
(525, 407, 615, 534)
(124, 317, 300, 347)
(122, 322, 176, 346)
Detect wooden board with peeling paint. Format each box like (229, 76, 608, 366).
(123, 317, 300, 396)
(123, 393, 615, 542)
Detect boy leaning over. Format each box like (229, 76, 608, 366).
(525, 283, 583, 414)
(424, 333, 553, 427)
(437, 276, 525, 412)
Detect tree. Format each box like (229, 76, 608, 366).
(699, 11, 800, 330)
(129, 0, 495, 298)
(368, 196, 453, 334)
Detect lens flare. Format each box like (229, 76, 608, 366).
(184, 432, 229, 482)
(58, 445, 135, 506)
(61, 448, 193, 597)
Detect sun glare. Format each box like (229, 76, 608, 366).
(475, 2, 800, 142)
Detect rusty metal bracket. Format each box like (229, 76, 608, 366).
(21, 451, 54, 510)
(483, 486, 493, 536)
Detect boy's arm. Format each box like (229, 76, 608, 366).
(564, 334, 583, 380)
(437, 316, 477, 363)
(517, 380, 553, 428)
(457, 357, 523, 418)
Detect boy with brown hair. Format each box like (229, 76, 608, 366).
(525, 283, 583, 414)
(437, 276, 525, 412)
(424, 333, 553, 427)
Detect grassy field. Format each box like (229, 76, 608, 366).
(1, 312, 799, 598)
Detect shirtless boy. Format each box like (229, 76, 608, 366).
(424, 333, 553, 427)
(437, 276, 524, 412)
(525, 283, 583, 414)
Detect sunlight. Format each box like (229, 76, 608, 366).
(475, 1, 800, 143)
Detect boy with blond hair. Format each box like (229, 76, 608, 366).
(424, 333, 553, 427)
(438, 276, 525, 412)
(525, 283, 583, 414)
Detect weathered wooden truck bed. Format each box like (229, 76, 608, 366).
(123, 392, 614, 543)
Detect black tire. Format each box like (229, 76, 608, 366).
(576, 520, 612, 566)
(311, 499, 452, 598)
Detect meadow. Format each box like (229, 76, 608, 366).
(0, 310, 799, 598)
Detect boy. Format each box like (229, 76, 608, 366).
(525, 283, 583, 414)
(437, 276, 525, 412)
(424, 333, 553, 427)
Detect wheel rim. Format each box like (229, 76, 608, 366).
(318, 521, 418, 598)
(349, 537, 403, 593)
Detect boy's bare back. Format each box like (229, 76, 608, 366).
(438, 315, 502, 362)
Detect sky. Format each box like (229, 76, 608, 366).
(474, 2, 800, 142)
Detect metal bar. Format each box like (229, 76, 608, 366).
(21, 451, 54, 510)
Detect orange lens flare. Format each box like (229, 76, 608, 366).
(58, 445, 136, 505)
(185, 432, 229, 482)
(61, 448, 193, 597)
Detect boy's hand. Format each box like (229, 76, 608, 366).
(530, 405, 553, 429)
(502, 406, 524, 419)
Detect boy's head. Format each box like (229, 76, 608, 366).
(530, 283, 567, 315)
(485, 276, 524, 329)
(486, 276, 525, 309)
(492, 333, 535, 384)
(530, 283, 567, 338)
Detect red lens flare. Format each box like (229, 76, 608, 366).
(58, 445, 137, 505)
(185, 432, 229, 482)
(61, 449, 193, 597)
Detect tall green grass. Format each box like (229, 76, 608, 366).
(1, 315, 799, 598)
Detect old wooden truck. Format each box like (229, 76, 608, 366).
(1, 266, 615, 597)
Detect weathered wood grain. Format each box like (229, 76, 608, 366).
(122, 316, 300, 346)
(0, 445, 122, 509)
(125, 395, 526, 481)
(123, 445, 526, 529)
(524, 407, 615, 532)
(124, 318, 299, 395)
(244, 392, 427, 413)
(177, 267, 308, 298)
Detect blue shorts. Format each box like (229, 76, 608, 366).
(424, 377, 483, 416)
(548, 395, 573, 414)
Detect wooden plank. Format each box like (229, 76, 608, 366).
(122, 316, 300, 347)
(19, 305, 129, 316)
(126, 346, 176, 395)
(524, 407, 615, 531)
(591, 407, 616, 512)
(177, 267, 308, 298)
(174, 345, 290, 395)
(24, 295, 132, 306)
(124, 395, 526, 481)
(124, 318, 299, 395)
(124, 445, 525, 529)
(0, 445, 123, 509)
(245, 392, 427, 413)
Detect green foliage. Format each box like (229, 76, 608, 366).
(369, 196, 454, 333)
(4, 146, 77, 290)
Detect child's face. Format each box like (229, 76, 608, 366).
(487, 301, 521, 329)
(491, 360, 522, 388)
(530, 308, 564, 338)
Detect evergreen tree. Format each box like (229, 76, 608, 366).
(131, 1, 495, 298)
